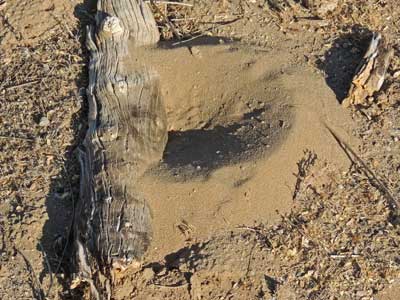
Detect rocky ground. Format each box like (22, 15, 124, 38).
(0, 0, 399, 299)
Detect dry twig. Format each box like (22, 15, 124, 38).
(16, 247, 45, 300)
(325, 124, 398, 210)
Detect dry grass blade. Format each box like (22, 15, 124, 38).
(0, 134, 34, 141)
(1, 80, 39, 91)
(145, 0, 193, 7)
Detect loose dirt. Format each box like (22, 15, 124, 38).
(1, 0, 400, 300)
(128, 43, 355, 259)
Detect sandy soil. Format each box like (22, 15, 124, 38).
(0, 0, 400, 300)
(128, 43, 355, 259)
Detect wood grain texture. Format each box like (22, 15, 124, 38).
(74, 1, 167, 299)
(343, 33, 393, 107)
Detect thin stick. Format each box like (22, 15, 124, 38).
(146, 0, 193, 6)
(153, 282, 189, 288)
(244, 240, 257, 278)
(38, 242, 54, 298)
(16, 247, 45, 300)
(292, 150, 317, 200)
(330, 254, 361, 259)
(236, 225, 263, 233)
(171, 18, 242, 46)
(2, 80, 39, 91)
(171, 17, 196, 21)
(0, 134, 35, 142)
(325, 124, 398, 210)
(172, 33, 204, 45)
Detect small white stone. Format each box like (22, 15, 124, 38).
(39, 116, 50, 127)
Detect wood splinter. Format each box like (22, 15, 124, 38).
(73, 1, 167, 299)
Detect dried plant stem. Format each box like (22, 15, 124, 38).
(146, 0, 193, 7)
(16, 247, 45, 300)
(325, 124, 398, 211)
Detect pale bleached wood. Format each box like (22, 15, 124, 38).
(73, 1, 167, 299)
(343, 33, 393, 107)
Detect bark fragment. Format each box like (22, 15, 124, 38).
(343, 33, 394, 107)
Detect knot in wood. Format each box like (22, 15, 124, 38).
(101, 16, 123, 35)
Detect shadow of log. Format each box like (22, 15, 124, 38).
(158, 36, 240, 49)
(315, 25, 373, 103)
(38, 1, 95, 299)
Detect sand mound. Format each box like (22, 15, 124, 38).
(123, 43, 357, 260)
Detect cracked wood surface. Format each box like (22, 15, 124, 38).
(74, 1, 167, 298)
(343, 33, 393, 107)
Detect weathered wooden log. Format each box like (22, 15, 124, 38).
(74, 1, 167, 298)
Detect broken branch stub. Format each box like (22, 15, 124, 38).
(343, 32, 394, 108)
(74, 0, 167, 299)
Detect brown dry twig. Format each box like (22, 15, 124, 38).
(145, 0, 193, 7)
(16, 247, 45, 300)
(325, 124, 398, 211)
(176, 219, 195, 242)
(1, 80, 40, 92)
(0, 134, 34, 142)
(292, 150, 317, 200)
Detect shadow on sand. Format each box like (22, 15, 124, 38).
(316, 25, 372, 103)
(154, 105, 290, 181)
(38, 0, 95, 299)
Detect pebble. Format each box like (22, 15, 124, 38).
(38, 116, 50, 127)
(43, 64, 50, 72)
(142, 268, 155, 281)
